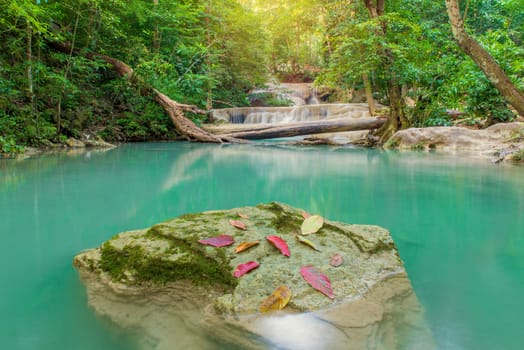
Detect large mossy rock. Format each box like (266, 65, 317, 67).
(74, 202, 433, 349)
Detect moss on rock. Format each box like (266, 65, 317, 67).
(74, 202, 404, 315)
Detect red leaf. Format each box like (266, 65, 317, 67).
(229, 219, 247, 230)
(198, 234, 234, 247)
(300, 265, 334, 299)
(233, 261, 260, 278)
(330, 253, 343, 267)
(266, 235, 290, 257)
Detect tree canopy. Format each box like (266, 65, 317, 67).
(1, 0, 523, 152)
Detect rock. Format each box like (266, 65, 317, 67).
(81, 136, 116, 148)
(386, 122, 524, 163)
(65, 137, 85, 148)
(73, 202, 433, 349)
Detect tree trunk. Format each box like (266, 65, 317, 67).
(47, 41, 240, 143)
(362, 72, 376, 116)
(362, 0, 406, 143)
(217, 117, 386, 140)
(445, 0, 524, 116)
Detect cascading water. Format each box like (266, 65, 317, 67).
(210, 83, 374, 124)
(211, 103, 373, 124)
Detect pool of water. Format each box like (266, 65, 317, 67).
(1, 143, 523, 349)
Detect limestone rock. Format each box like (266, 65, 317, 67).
(82, 136, 115, 148)
(386, 122, 524, 163)
(73, 202, 433, 349)
(65, 137, 85, 148)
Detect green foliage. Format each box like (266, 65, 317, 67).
(0, 0, 269, 148)
(318, 0, 523, 128)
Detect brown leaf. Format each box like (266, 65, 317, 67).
(235, 241, 260, 253)
(330, 253, 343, 267)
(260, 285, 292, 312)
(229, 219, 247, 230)
(238, 213, 249, 219)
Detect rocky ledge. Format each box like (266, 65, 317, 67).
(74, 202, 433, 349)
(385, 122, 524, 163)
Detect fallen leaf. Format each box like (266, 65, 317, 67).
(296, 234, 321, 251)
(229, 219, 247, 230)
(266, 235, 290, 257)
(235, 241, 260, 253)
(301, 211, 311, 219)
(330, 253, 343, 267)
(300, 265, 334, 299)
(301, 215, 324, 235)
(260, 285, 292, 312)
(233, 261, 260, 278)
(198, 234, 235, 247)
(238, 213, 249, 219)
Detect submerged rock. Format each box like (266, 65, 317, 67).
(386, 122, 524, 163)
(74, 202, 434, 349)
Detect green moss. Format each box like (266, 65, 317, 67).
(511, 149, 524, 162)
(258, 202, 302, 233)
(99, 240, 237, 287)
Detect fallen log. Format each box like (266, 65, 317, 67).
(219, 117, 386, 140)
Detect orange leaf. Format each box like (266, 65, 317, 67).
(238, 213, 249, 219)
(260, 285, 292, 313)
(229, 219, 247, 230)
(235, 241, 260, 253)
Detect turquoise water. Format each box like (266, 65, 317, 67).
(1, 143, 523, 349)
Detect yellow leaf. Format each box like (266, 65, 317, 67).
(296, 235, 321, 251)
(238, 212, 249, 219)
(300, 215, 324, 235)
(235, 241, 260, 253)
(260, 285, 292, 313)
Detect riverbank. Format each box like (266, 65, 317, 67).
(4, 122, 524, 165)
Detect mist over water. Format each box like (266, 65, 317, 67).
(1, 143, 523, 349)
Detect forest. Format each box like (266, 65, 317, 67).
(0, 0, 523, 153)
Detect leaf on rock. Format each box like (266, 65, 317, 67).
(235, 241, 260, 253)
(296, 235, 321, 251)
(266, 235, 290, 257)
(229, 219, 247, 230)
(233, 261, 260, 278)
(300, 265, 334, 299)
(238, 213, 249, 219)
(198, 234, 235, 247)
(301, 211, 311, 219)
(330, 253, 343, 267)
(260, 285, 292, 312)
(300, 215, 324, 235)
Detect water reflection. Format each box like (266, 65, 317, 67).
(1, 143, 524, 350)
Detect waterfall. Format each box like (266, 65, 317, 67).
(210, 83, 376, 125)
(210, 103, 374, 124)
